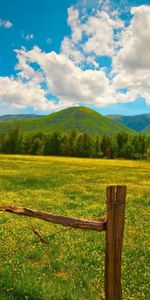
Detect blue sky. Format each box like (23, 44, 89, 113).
(0, 0, 150, 116)
(0, 0, 75, 76)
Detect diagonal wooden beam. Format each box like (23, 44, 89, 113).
(0, 205, 106, 232)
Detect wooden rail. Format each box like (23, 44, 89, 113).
(0, 205, 106, 232)
(0, 185, 126, 300)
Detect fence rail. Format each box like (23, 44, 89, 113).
(0, 185, 126, 300)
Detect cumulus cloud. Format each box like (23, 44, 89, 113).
(0, 75, 74, 112)
(0, 76, 47, 110)
(83, 10, 123, 56)
(15, 47, 110, 105)
(61, 7, 123, 66)
(0, 18, 12, 28)
(113, 5, 150, 105)
(61, 37, 84, 64)
(114, 5, 150, 71)
(67, 7, 82, 43)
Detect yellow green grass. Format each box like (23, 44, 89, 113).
(0, 155, 149, 300)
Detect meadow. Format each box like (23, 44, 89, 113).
(0, 155, 149, 300)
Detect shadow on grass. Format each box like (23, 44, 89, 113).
(0, 273, 43, 300)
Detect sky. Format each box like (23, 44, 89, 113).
(0, 0, 150, 116)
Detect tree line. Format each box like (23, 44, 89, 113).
(0, 127, 150, 160)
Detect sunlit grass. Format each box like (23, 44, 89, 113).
(0, 155, 149, 299)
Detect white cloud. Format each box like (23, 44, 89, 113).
(21, 32, 34, 40)
(0, 18, 12, 28)
(0, 75, 74, 112)
(114, 5, 150, 71)
(25, 33, 34, 40)
(113, 5, 150, 105)
(61, 7, 85, 66)
(61, 7, 123, 66)
(61, 37, 84, 64)
(83, 10, 123, 56)
(15, 47, 110, 105)
(0, 75, 48, 110)
(67, 7, 82, 42)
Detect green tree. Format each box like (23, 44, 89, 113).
(94, 135, 102, 157)
(120, 141, 135, 159)
(146, 147, 150, 160)
(69, 129, 78, 156)
(110, 137, 118, 158)
(30, 137, 44, 155)
(101, 136, 111, 157)
(75, 133, 93, 157)
(138, 134, 146, 155)
(116, 132, 128, 157)
(50, 132, 61, 155)
(43, 134, 52, 155)
(60, 135, 72, 156)
(1, 127, 22, 154)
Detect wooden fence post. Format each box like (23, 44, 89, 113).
(105, 185, 126, 300)
(0, 185, 127, 299)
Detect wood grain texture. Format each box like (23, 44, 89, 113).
(0, 205, 106, 232)
(105, 185, 126, 300)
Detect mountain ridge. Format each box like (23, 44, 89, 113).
(108, 113, 150, 133)
(0, 106, 133, 135)
(0, 114, 44, 122)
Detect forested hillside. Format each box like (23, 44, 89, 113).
(0, 107, 133, 135)
(108, 114, 150, 132)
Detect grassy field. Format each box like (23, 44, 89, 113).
(0, 155, 149, 300)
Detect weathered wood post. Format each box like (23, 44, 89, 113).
(105, 185, 126, 300)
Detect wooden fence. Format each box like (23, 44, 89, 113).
(0, 185, 126, 300)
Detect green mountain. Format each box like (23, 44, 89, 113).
(0, 114, 43, 122)
(0, 106, 133, 135)
(108, 114, 150, 132)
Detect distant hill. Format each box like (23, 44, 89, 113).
(108, 114, 150, 132)
(0, 114, 44, 122)
(0, 106, 133, 135)
(142, 125, 150, 134)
